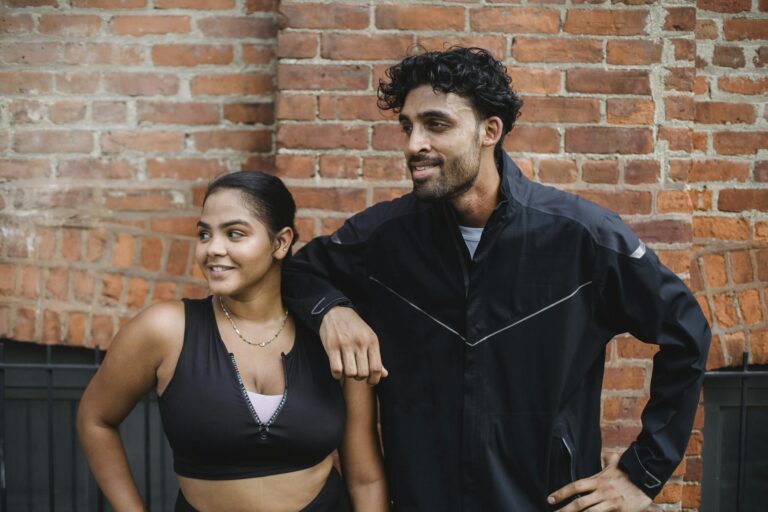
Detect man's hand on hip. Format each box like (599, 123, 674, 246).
(319, 306, 387, 385)
(547, 453, 652, 512)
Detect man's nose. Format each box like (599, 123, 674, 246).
(406, 126, 430, 156)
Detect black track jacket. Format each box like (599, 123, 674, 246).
(283, 153, 711, 511)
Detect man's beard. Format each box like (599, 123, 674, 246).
(411, 141, 481, 202)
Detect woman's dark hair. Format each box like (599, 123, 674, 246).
(378, 46, 524, 162)
(203, 171, 298, 256)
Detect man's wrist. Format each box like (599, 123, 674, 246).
(618, 446, 663, 500)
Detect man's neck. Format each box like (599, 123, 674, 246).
(450, 155, 501, 228)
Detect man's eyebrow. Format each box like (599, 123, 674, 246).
(399, 110, 455, 123)
(196, 219, 252, 229)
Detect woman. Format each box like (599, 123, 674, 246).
(77, 171, 388, 511)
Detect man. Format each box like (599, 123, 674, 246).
(282, 47, 710, 511)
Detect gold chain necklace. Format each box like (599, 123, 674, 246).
(218, 296, 289, 348)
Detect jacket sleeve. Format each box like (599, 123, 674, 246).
(282, 217, 368, 333)
(594, 215, 711, 499)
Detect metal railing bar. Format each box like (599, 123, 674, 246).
(704, 370, 768, 378)
(144, 396, 151, 511)
(0, 342, 6, 512)
(71, 401, 77, 512)
(46, 345, 55, 512)
(0, 363, 101, 371)
(736, 352, 749, 512)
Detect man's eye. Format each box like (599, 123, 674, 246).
(429, 122, 448, 130)
(401, 124, 412, 135)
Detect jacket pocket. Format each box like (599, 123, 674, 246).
(547, 429, 580, 508)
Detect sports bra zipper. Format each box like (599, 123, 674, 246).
(228, 352, 289, 440)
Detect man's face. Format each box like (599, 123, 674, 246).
(399, 85, 483, 201)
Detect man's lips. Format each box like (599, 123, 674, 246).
(409, 160, 442, 179)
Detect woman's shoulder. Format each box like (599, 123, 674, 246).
(120, 300, 187, 351)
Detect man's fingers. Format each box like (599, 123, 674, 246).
(354, 349, 369, 381)
(366, 346, 384, 385)
(327, 350, 344, 380)
(548, 477, 597, 507)
(341, 348, 358, 378)
(555, 490, 603, 512)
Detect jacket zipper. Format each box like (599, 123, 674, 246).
(228, 352, 288, 440)
(561, 435, 577, 482)
(441, 204, 470, 298)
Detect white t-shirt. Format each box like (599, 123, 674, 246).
(458, 225, 484, 259)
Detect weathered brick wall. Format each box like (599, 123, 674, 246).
(1, 1, 766, 510)
(0, 0, 277, 344)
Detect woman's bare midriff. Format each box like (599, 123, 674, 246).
(178, 455, 334, 512)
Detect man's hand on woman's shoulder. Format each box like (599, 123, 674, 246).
(319, 306, 387, 385)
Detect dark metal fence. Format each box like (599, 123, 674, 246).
(0, 339, 176, 512)
(703, 352, 768, 512)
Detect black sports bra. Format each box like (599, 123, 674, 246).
(158, 297, 346, 480)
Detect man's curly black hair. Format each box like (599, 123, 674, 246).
(378, 46, 524, 162)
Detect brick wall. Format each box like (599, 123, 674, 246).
(1, 1, 766, 510)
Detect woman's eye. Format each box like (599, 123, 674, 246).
(228, 231, 244, 240)
(198, 231, 210, 241)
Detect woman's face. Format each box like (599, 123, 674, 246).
(195, 189, 287, 299)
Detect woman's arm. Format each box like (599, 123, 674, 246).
(76, 301, 182, 512)
(340, 379, 389, 512)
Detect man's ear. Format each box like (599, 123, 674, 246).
(273, 226, 295, 261)
(481, 116, 504, 148)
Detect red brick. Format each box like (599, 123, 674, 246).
(696, 19, 718, 39)
(57, 158, 135, 180)
(34, 227, 57, 260)
(695, 102, 756, 124)
(578, 190, 652, 215)
(46, 268, 69, 301)
(62, 43, 143, 66)
(698, 0, 751, 13)
(718, 190, 768, 212)
(505, 126, 560, 154)
(673, 38, 696, 61)
(278, 124, 367, 150)
(105, 73, 178, 96)
(712, 45, 746, 68)
(49, 101, 87, 124)
(758, 161, 768, 182)
(730, 250, 753, 284)
(512, 37, 601, 64)
(92, 315, 114, 348)
(197, 17, 275, 39)
(659, 127, 693, 152)
(663, 7, 695, 31)
(138, 101, 220, 125)
(0, 72, 52, 94)
(566, 69, 650, 95)
(724, 19, 768, 41)
(629, 220, 692, 244)
(522, 98, 602, 126)
(278, 64, 368, 91)
(538, 160, 576, 184)
(243, 44, 274, 65)
(276, 94, 316, 121)
(101, 131, 183, 153)
(569, 10, 646, 35)
(146, 158, 224, 180)
(418, 36, 507, 62)
(718, 76, 768, 95)
(372, 123, 403, 151)
(566, 127, 652, 154)
(319, 155, 359, 179)
(319, 95, 383, 121)
(665, 96, 695, 121)
(224, 103, 273, 125)
(373, 187, 411, 203)
(471, 7, 560, 34)
(150, 217, 197, 237)
(292, 187, 367, 212)
(14, 308, 36, 341)
(126, 278, 149, 309)
(8, 100, 46, 124)
(602, 396, 646, 423)
(606, 40, 662, 65)
(665, 67, 695, 92)
(38, 15, 101, 36)
(279, 3, 368, 29)
(738, 289, 762, 325)
(193, 130, 272, 152)
(101, 273, 124, 306)
(42, 310, 61, 343)
(0, 14, 34, 35)
(20, 267, 40, 299)
(759, 250, 768, 281)
(87, 229, 107, 263)
(0, 265, 14, 294)
(277, 31, 318, 59)
(13, 131, 93, 154)
(507, 67, 559, 95)
(606, 99, 654, 125)
(657, 190, 693, 214)
(690, 160, 749, 182)
(72, 270, 94, 302)
(138, 237, 162, 271)
(191, 73, 272, 96)
(690, 187, 714, 210)
(714, 132, 768, 155)
(155, 0, 234, 8)
(61, 229, 82, 262)
(110, 16, 190, 36)
(322, 34, 412, 61)
(0, 42, 58, 65)
(275, 155, 315, 179)
(757, 222, 768, 241)
(106, 190, 174, 211)
(693, 217, 750, 240)
(701, 254, 727, 288)
(152, 44, 233, 67)
(376, 5, 464, 30)
(582, 161, 618, 184)
(72, 0, 145, 7)
(603, 366, 646, 390)
(363, 157, 404, 181)
(112, 233, 135, 268)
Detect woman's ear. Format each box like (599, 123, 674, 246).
(273, 226, 295, 261)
